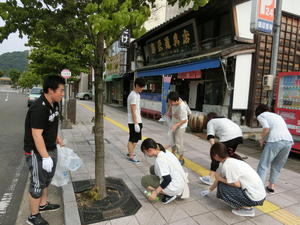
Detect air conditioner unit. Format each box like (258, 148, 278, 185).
(263, 75, 274, 91)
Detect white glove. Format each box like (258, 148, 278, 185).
(42, 157, 53, 173)
(134, 124, 140, 133)
(200, 189, 211, 197)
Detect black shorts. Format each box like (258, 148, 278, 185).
(128, 123, 142, 143)
(25, 149, 57, 199)
(222, 137, 243, 150)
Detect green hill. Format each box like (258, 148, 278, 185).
(0, 50, 29, 75)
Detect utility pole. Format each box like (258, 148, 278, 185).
(268, 0, 283, 108)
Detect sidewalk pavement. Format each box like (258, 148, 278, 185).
(17, 100, 300, 225)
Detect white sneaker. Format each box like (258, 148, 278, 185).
(232, 208, 255, 217)
(199, 176, 213, 185)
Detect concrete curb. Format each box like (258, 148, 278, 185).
(62, 181, 81, 225)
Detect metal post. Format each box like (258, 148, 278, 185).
(61, 80, 72, 129)
(64, 79, 68, 121)
(268, 0, 282, 108)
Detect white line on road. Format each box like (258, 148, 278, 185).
(0, 156, 25, 217)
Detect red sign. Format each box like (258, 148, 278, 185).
(61, 69, 71, 79)
(178, 70, 201, 79)
(251, 0, 275, 34)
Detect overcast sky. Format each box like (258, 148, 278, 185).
(0, 1, 29, 55)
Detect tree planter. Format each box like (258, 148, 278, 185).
(73, 177, 141, 225)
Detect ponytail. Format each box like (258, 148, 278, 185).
(157, 143, 166, 152)
(141, 138, 165, 153)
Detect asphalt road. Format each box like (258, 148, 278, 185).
(0, 85, 29, 225)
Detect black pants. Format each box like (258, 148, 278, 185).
(210, 137, 243, 172)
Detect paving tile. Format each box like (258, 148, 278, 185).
(157, 204, 190, 223)
(233, 220, 256, 225)
(91, 221, 112, 225)
(193, 212, 227, 225)
(250, 213, 284, 225)
(135, 207, 166, 225)
(266, 192, 298, 208)
(168, 217, 198, 225)
(177, 200, 210, 216)
(283, 203, 300, 217)
(197, 195, 229, 211)
(110, 215, 139, 225)
(212, 208, 246, 224)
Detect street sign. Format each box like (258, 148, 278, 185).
(251, 0, 275, 35)
(61, 69, 71, 79)
(120, 29, 130, 48)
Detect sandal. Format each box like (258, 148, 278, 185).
(266, 187, 275, 193)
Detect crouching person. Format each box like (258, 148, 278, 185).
(141, 138, 189, 204)
(201, 143, 266, 217)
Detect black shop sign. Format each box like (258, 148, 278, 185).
(146, 20, 199, 64)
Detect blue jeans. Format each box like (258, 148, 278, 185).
(257, 140, 292, 184)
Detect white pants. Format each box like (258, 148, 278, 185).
(171, 128, 185, 155)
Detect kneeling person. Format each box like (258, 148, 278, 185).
(141, 138, 189, 204)
(201, 143, 266, 217)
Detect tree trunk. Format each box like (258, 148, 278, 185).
(94, 32, 107, 199)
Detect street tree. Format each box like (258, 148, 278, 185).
(0, 70, 4, 77)
(8, 69, 21, 85)
(18, 70, 42, 89)
(28, 44, 88, 78)
(0, 0, 208, 200)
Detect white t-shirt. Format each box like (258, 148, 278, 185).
(154, 151, 185, 196)
(257, 112, 293, 143)
(221, 158, 266, 201)
(171, 100, 188, 129)
(127, 91, 142, 124)
(207, 118, 242, 142)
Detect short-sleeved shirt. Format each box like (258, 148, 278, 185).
(207, 118, 242, 142)
(257, 112, 293, 143)
(221, 158, 266, 201)
(127, 91, 142, 124)
(24, 94, 60, 153)
(171, 100, 188, 129)
(154, 151, 185, 196)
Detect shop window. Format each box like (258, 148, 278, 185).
(203, 69, 225, 105)
(143, 77, 162, 94)
(204, 81, 224, 105)
(140, 76, 162, 101)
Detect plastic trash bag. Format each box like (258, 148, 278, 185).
(51, 146, 82, 187)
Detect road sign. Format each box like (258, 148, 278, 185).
(251, 0, 275, 35)
(61, 69, 71, 79)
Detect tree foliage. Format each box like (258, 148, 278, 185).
(8, 68, 21, 84)
(0, 70, 4, 77)
(18, 70, 42, 89)
(0, 50, 28, 75)
(0, 0, 208, 200)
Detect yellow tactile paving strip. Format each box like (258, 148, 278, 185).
(79, 103, 300, 225)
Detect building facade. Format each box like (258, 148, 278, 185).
(132, 0, 300, 126)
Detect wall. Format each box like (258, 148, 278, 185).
(282, 0, 300, 16)
(78, 73, 89, 92)
(235, 1, 253, 40)
(165, 1, 193, 21)
(140, 99, 162, 112)
(232, 54, 253, 110)
(144, 0, 167, 31)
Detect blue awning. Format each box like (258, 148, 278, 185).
(137, 58, 220, 77)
